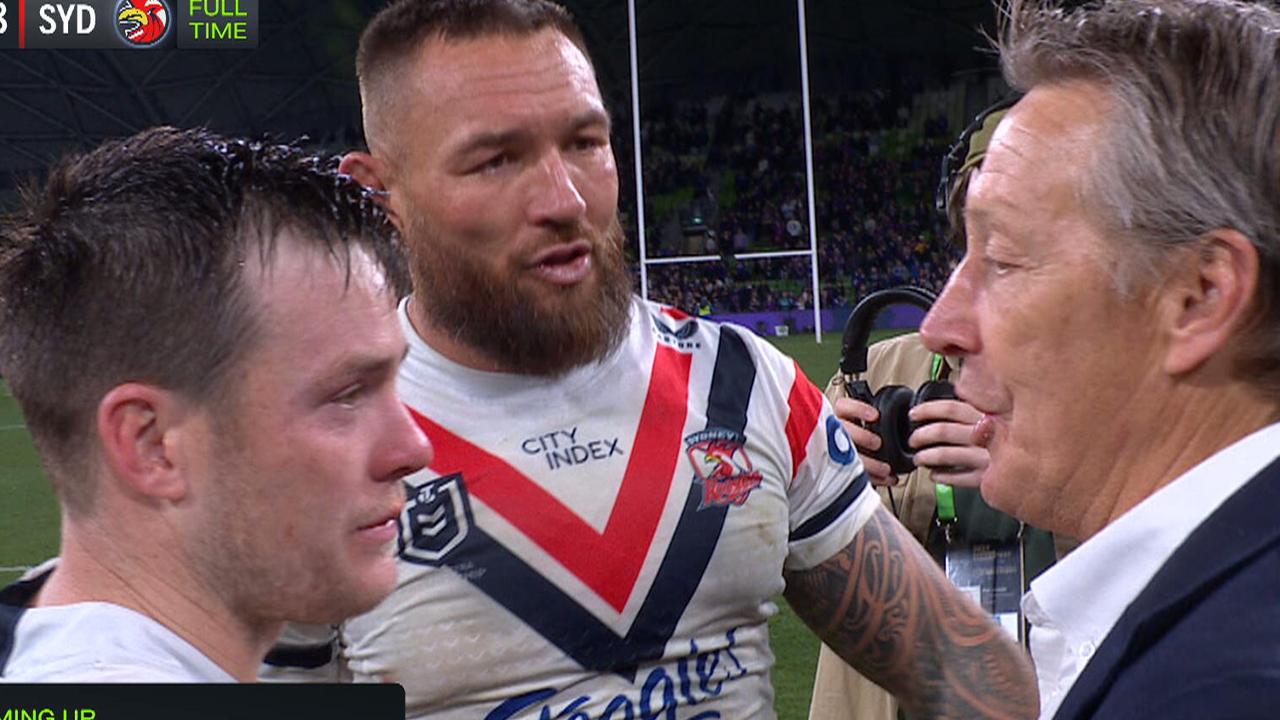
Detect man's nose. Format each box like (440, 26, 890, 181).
(528, 151, 587, 229)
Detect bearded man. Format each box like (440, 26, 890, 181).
(263, 1, 1038, 717)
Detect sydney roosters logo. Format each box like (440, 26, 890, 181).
(116, 0, 171, 47)
(684, 429, 763, 509)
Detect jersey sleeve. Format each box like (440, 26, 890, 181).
(732, 328, 878, 572)
(779, 360, 878, 571)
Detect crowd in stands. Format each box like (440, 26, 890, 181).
(618, 91, 964, 315)
(646, 256, 816, 318)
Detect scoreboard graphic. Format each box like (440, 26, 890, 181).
(0, 0, 258, 49)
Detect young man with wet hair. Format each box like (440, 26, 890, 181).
(0, 126, 432, 681)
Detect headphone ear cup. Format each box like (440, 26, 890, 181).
(908, 380, 959, 468)
(910, 380, 957, 441)
(872, 385, 917, 475)
(913, 379, 956, 405)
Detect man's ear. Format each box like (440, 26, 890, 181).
(340, 151, 403, 231)
(96, 384, 195, 503)
(1162, 229, 1260, 376)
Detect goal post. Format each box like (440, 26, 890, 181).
(627, 0, 825, 342)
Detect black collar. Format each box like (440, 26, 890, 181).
(0, 564, 54, 675)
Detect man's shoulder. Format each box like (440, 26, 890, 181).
(639, 298, 736, 338)
(638, 298, 784, 361)
(1139, 456, 1280, 625)
(1084, 540, 1280, 717)
(1063, 459, 1280, 718)
(3, 602, 232, 682)
(1148, 533, 1280, 646)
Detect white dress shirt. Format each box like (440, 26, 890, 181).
(1022, 421, 1280, 719)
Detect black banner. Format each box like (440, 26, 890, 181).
(0, 0, 259, 50)
(0, 684, 404, 719)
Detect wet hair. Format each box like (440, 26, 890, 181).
(0, 126, 410, 513)
(999, 0, 1280, 397)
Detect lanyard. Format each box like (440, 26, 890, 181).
(931, 354, 958, 526)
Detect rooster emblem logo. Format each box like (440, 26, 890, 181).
(685, 429, 764, 509)
(116, 0, 171, 47)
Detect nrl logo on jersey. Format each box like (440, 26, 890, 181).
(684, 428, 763, 509)
(398, 473, 473, 566)
(650, 308, 701, 351)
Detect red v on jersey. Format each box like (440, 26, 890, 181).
(407, 345, 693, 613)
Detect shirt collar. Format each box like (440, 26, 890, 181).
(1024, 420, 1280, 643)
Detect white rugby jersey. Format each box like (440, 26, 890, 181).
(341, 297, 876, 719)
(0, 567, 233, 682)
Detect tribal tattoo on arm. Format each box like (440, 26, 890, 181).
(783, 505, 1038, 720)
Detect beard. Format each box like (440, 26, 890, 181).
(409, 215, 634, 377)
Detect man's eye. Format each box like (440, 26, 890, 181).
(474, 154, 512, 174)
(332, 384, 364, 407)
(571, 136, 606, 152)
(985, 257, 1018, 275)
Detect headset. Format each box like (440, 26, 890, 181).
(839, 286, 955, 475)
(934, 94, 1022, 221)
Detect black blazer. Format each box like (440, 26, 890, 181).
(1053, 456, 1280, 719)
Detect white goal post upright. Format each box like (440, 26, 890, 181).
(627, 0, 651, 301)
(797, 0, 823, 342)
(628, 0, 825, 342)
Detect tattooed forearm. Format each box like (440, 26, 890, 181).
(784, 505, 1038, 719)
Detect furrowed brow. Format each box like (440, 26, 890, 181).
(452, 128, 528, 158)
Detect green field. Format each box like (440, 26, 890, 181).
(0, 382, 59, 587)
(763, 331, 863, 719)
(0, 331, 884, 717)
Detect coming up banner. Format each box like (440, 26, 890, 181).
(0, 684, 404, 720)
